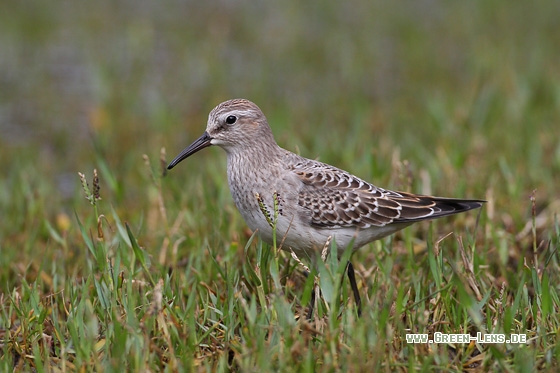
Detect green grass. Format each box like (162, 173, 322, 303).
(1, 0, 560, 371)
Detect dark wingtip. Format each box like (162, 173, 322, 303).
(457, 199, 486, 211)
(397, 196, 485, 222)
(433, 198, 486, 218)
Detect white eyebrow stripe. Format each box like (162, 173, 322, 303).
(227, 109, 255, 117)
(211, 109, 257, 123)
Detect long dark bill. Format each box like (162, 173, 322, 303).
(167, 131, 213, 170)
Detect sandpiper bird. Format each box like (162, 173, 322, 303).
(168, 99, 484, 316)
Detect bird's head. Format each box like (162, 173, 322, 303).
(167, 99, 274, 170)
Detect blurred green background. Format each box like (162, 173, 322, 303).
(2, 0, 560, 370)
(1, 0, 559, 278)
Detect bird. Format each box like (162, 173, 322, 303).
(167, 98, 484, 317)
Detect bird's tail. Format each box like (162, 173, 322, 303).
(395, 193, 485, 222)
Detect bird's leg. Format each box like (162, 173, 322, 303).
(304, 268, 321, 320)
(347, 262, 362, 316)
(307, 281, 317, 320)
(307, 263, 362, 319)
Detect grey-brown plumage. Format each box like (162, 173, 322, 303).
(293, 159, 481, 228)
(168, 99, 484, 260)
(168, 98, 484, 316)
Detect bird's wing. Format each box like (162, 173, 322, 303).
(291, 160, 482, 229)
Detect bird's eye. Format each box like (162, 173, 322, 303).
(225, 115, 237, 125)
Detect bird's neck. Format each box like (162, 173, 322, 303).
(226, 140, 283, 168)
